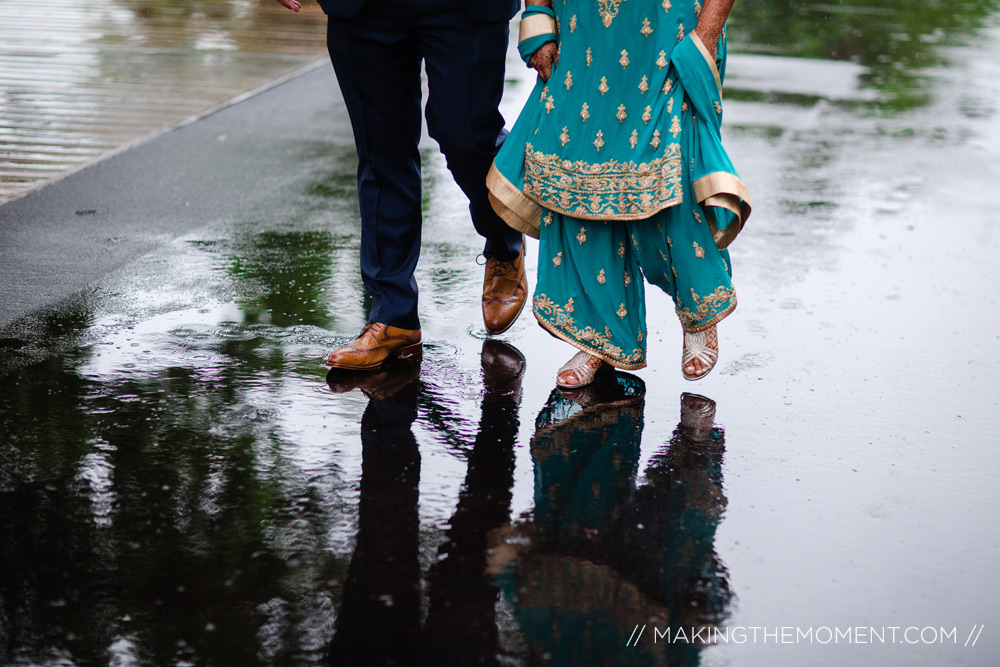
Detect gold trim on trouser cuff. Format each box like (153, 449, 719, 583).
(519, 14, 557, 42)
(681, 298, 737, 333)
(534, 307, 648, 370)
(487, 163, 542, 238)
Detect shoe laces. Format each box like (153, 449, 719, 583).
(487, 256, 516, 279)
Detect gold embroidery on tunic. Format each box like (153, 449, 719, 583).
(586, 47, 593, 67)
(693, 241, 705, 258)
(553, 251, 563, 267)
(695, 0, 702, 16)
(641, 18, 653, 38)
(541, 86, 548, 102)
(661, 0, 671, 12)
(672, 266, 678, 277)
(714, 100, 723, 114)
(624, 271, 632, 286)
(616, 104, 627, 123)
(521, 142, 684, 219)
(677, 23, 685, 41)
(642, 105, 652, 124)
(545, 93, 555, 113)
(617, 303, 628, 319)
(560, 126, 570, 146)
(629, 129, 638, 149)
(564, 70, 573, 89)
(569, 14, 578, 32)
(619, 49, 630, 68)
(565, 297, 575, 313)
(650, 129, 661, 149)
(656, 50, 668, 70)
(544, 211, 554, 226)
(663, 78, 673, 94)
(637, 329, 643, 342)
(669, 115, 681, 138)
(667, 97, 674, 114)
(597, 268, 607, 284)
(659, 249, 669, 261)
(577, 227, 588, 244)
(599, 76, 609, 95)
(693, 211, 703, 224)
(638, 75, 649, 94)
(618, 241, 626, 257)
(598, 0, 625, 28)
(580, 102, 590, 122)
(666, 235, 673, 247)
(593, 130, 605, 151)
(681, 101, 688, 112)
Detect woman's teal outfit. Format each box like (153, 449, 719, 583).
(488, 0, 750, 370)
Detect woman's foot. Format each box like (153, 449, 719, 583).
(682, 325, 719, 381)
(556, 350, 610, 389)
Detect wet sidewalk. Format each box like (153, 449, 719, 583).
(0, 0, 328, 202)
(2, 2, 1000, 666)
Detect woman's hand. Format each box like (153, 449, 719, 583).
(530, 42, 559, 83)
(694, 0, 736, 60)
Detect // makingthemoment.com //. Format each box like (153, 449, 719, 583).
(624, 625, 986, 647)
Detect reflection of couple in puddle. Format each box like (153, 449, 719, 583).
(325, 342, 732, 665)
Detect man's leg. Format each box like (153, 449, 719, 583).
(419, 13, 522, 261)
(418, 11, 528, 334)
(327, 11, 424, 331)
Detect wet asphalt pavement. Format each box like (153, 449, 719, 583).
(2, 2, 1000, 666)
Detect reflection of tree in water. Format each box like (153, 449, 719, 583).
(0, 347, 349, 665)
(730, 0, 1000, 109)
(223, 230, 341, 329)
(491, 378, 733, 666)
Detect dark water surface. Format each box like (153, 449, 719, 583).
(2, 1, 1000, 665)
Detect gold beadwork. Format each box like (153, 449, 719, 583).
(677, 23, 685, 41)
(642, 105, 652, 124)
(618, 241, 626, 257)
(560, 126, 570, 146)
(650, 129, 661, 149)
(577, 227, 588, 244)
(669, 115, 681, 138)
(638, 75, 649, 94)
(616, 104, 627, 123)
(553, 251, 563, 267)
(656, 50, 668, 70)
(617, 303, 628, 319)
(586, 47, 593, 67)
(629, 129, 638, 149)
(714, 100, 723, 114)
(544, 211, 554, 226)
(599, 76, 609, 95)
(580, 102, 590, 122)
(565, 297, 575, 313)
(619, 49, 630, 68)
(593, 130, 605, 151)
(569, 14, 577, 32)
(693, 241, 705, 258)
(641, 18, 653, 38)
(624, 271, 631, 286)
(662, 78, 673, 94)
(598, 0, 625, 27)
(545, 93, 555, 113)
(564, 70, 573, 89)
(662, 0, 671, 12)
(597, 269, 607, 284)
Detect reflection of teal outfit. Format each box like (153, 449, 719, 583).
(488, 0, 750, 369)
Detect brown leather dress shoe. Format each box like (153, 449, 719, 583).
(323, 322, 422, 371)
(482, 236, 527, 335)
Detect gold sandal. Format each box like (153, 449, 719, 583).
(556, 350, 610, 389)
(681, 327, 719, 381)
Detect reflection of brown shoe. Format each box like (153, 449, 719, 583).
(323, 322, 422, 371)
(482, 237, 527, 335)
(481, 340, 525, 399)
(326, 359, 421, 400)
